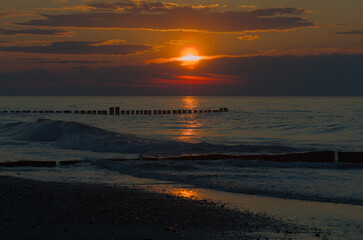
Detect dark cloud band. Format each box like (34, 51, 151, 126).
(0, 41, 152, 55)
(0, 28, 70, 36)
(0, 54, 361, 96)
(18, 7, 314, 32)
(331, 30, 363, 35)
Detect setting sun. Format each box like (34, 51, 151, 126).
(179, 48, 201, 65)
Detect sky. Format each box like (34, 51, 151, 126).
(0, 0, 362, 95)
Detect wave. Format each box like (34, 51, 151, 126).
(0, 119, 302, 155)
(95, 158, 363, 205)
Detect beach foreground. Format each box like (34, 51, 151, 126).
(0, 176, 323, 240)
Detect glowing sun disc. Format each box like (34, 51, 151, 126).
(179, 48, 201, 65)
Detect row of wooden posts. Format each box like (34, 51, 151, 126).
(0, 107, 228, 115)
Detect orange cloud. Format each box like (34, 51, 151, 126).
(0, 10, 35, 18)
(237, 35, 260, 41)
(238, 5, 256, 8)
(153, 74, 237, 85)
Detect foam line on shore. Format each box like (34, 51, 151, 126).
(106, 151, 363, 163)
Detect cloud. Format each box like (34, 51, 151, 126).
(0, 10, 35, 18)
(0, 40, 152, 55)
(331, 30, 363, 35)
(237, 35, 260, 41)
(0, 53, 362, 96)
(18, 5, 315, 33)
(0, 28, 71, 36)
(35, 5, 94, 12)
(18, 58, 113, 64)
(87, 0, 180, 12)
(238, 5, 256, 9)
(250, 7, 311, 16)
(166, 40, 189, 46)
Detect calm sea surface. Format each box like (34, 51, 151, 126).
(0, 96, 362, 152)
(0, 96, 362, 203)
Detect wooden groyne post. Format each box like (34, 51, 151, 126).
(1, 107, 229, 115)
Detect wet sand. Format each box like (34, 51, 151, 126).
(0, 176, 320, 240)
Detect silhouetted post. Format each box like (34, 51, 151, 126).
(334, 151, 339, 163)
(115, 107, 120, 115)
(109, 107, 115, 115)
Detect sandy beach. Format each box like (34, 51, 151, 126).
(0, 176, 323, 240)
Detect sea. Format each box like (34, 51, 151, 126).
(0, 96, 362, 239)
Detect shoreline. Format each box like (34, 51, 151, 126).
(0, 176, 322, 240)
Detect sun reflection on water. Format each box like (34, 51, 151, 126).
(171, 188, 199, 199)
(182, 96, 199, 109)
(176, 96, 203, 142)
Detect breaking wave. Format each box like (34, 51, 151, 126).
(0, 119, 301, 155)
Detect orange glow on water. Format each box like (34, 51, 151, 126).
(182, 96, 199, 109)
(176, 97, 203, 143)
(153, 75, 226, 85)
(172, 188, 198, 199)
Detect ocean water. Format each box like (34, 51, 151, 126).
(0, 96, 362, 205)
